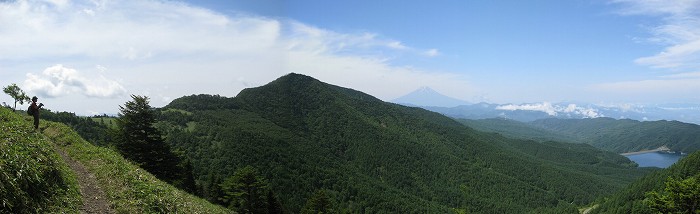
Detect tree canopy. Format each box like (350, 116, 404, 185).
(2, 83, 30, 111)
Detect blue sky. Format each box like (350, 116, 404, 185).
(1, 0, 700, 115)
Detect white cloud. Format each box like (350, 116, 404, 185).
(424, 49, 440, 57)
(0, 0, 473, 114)
(497, 102, 559, 116)
(662, 71, 700, 78)
(592, 78, 700, 94)
(496, 102, 602, 118)
(24, 64, 126, 98)
(613, 0, 700, 69)
(387, 41, 409, 50)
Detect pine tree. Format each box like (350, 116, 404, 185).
(220, 166, 269, 213)
(645, 175, 700, 213)
(267, 190, 284, 214)
(113, 95, 180, 182)
(301, 189, 333, 214)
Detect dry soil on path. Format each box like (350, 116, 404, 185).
(55, 147, 114, 214)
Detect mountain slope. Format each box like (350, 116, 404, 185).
(530, 118, 700, 153)
(0, 108, 80, 213)
(0, 107, 229, 213)
(457, 118, 585, 144)
(40, 120, 230, 213)
(159, 73, 649, 213)
(590, 150, 700, 213)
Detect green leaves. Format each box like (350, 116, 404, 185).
(301, 189, 334, 214)
(645, 176, 700, 213)
(2, 83, 30, 111)
(219, 166, 274, 214)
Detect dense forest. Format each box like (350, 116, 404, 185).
(30, 74, 698, 213)
(152, 73, 650, 213)
(458, 117, 700, 154)
(589, 150, 700, 213)
(530, 118, 700, 153)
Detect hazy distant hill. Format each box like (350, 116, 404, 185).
(530, 118, 700, 154)
(391, 86, 470, 107)
(457, 118, 585, 144)
(157, 73, 649, 213)
(458, 117, 700, 154)
(418, 102, 700, 125)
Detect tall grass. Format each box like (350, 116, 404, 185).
(41, 120, 231, 213)
(0, 108, 80, 213)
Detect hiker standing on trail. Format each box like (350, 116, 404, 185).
(30, 96, 44, 130)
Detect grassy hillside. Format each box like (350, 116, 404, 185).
(40, 120, 231, 213)
(590, 150, 700, 213)
(0, 107, 80, 213)
(158, 73, 649, 213)
(531, 118, 700, 153)
(0, 106, 229, 213)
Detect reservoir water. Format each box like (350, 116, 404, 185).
(624, 152, 686, 168)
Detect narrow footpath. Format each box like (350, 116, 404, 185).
(54, 147, 114, 214)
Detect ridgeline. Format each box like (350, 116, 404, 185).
(156, 73, 649, 213)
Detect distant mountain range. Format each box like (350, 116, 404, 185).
(459, 117, 700, 154)
(392, 88, 700, 124)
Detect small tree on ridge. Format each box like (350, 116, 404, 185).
(3, 83, 30, 112)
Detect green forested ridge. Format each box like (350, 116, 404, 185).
(39, 109, 111, 146)
(459, 117, 700, 154)
(590, 150, 700, 213)
(458, 118, 587, 144)
(156, 73, 649, 213)
(530, 118, 700, 153)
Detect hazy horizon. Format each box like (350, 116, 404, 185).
(2, 0, 700, 115)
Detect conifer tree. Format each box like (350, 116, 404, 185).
(220, 166, 270, 213)
(301, 189, 333, 214)
(114, 95, 179, 182)
(645, 175, 700, 213)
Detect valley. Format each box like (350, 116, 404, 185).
(2, 73, 698, 213)
(4, 1, 700, 213)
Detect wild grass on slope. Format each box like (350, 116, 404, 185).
(41, 120, 231, 214)
(0, 108, 80, 213)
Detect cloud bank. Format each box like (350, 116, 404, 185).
(496, 102, 602, 118)
(24, 64, 126, 98)
(0, 0, 468, 114)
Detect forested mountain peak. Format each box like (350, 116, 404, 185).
(153, 73, 650, 213)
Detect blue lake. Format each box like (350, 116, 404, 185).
(624, 152, 686, 168)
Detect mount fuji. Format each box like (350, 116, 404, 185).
(391, 87, 470, 107)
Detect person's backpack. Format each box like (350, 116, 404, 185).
(27, 105, 34, 116)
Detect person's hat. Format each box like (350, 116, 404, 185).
(32, 96, 38, 100)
